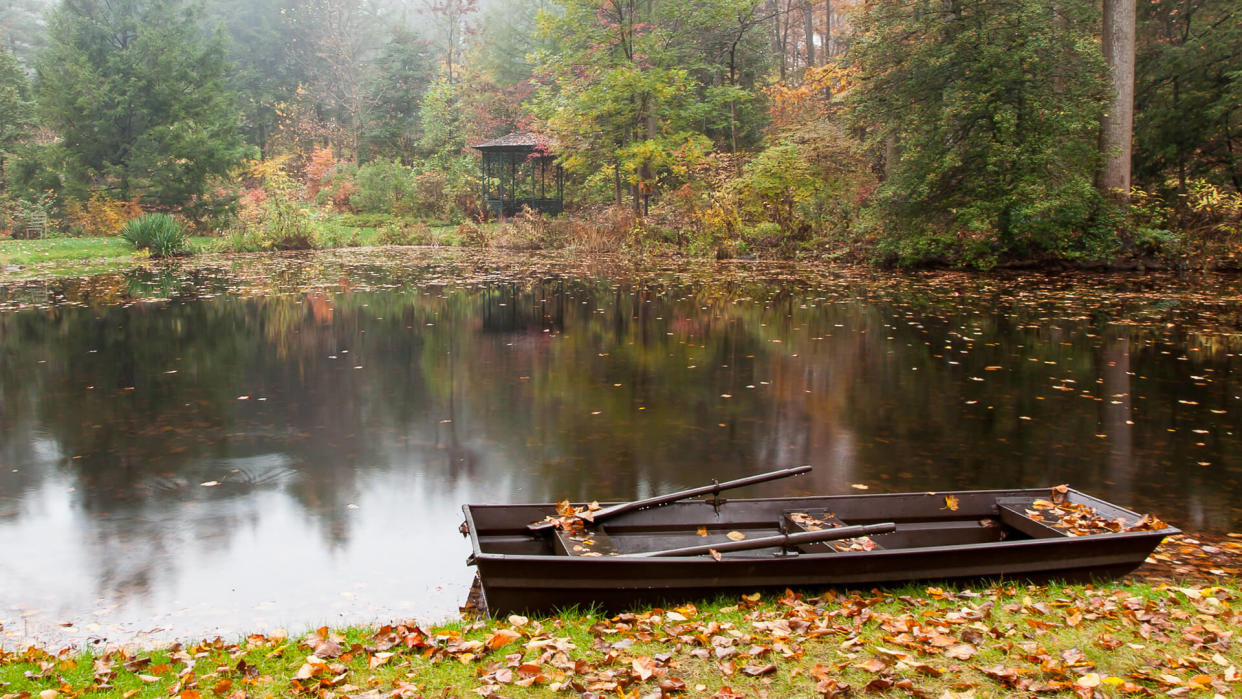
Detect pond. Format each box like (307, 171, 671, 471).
(2, 249, 1241, 647)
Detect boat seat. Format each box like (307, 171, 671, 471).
(553, 525, 622, 557)
(782, 510, 886, 552)
(997, 502, 1072, 539)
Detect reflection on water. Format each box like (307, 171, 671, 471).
(2, 250, 1241, 646)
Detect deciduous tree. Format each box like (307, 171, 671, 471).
(1098, 0, 1137, 198)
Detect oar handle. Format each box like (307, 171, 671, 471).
(527, 465, 813, 533)
(626, 522, 896, 558)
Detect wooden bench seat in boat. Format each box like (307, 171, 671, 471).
(554, 526, 622, 557)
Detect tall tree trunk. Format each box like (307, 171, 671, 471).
(824, 0, 831, 57)
(803, 0, 815, 68)
(1097, 0, 1136, 200)
(768, 0, 787, 82)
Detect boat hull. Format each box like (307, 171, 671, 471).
(462, 488, 1177, 616)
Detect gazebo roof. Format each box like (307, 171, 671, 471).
(471, 131, 554, 152)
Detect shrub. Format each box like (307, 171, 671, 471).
(316, 222, 363, 248)
(226, 158, 318, 250)
(491, 207, 568, 250)
(566, 205, 633, 253)
(377, 221, 435, 246)
(3, 193, 56, 239)
(411, 169, 448, 218)
(120, 213, 189, 257)
(455, 220, 488, 247)
(353, 159, 416, 214)
(65, 192, 143, 236)
(1178, 180, 1242, 239)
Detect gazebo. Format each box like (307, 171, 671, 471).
(472, 132, 564, 217)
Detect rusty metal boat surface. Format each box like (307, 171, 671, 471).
(461, 487, 1178, 616)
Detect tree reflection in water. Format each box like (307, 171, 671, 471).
(1, 252, 1241, 645)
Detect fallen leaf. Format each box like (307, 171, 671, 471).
(726, 531, 747, 541)
(486, 628, 521, 650)
(945, 643, 978, 660)
(1076, 672, 1102, 688)
(858, 658, 887, 673)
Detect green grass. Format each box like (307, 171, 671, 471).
(1, 582, 1238, 698)
(0, 236, 218, 280)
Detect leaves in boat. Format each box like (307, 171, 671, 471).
(726, 531, 747, 541)
(1029, 487, 1169, 536)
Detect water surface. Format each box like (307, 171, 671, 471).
(2, 249, 1241, 646)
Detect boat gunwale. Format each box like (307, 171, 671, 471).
(462, 486, 1181, 563)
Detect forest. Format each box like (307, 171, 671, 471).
(0, 0, 1239, 267)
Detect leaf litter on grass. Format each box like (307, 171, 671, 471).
(2, 576, 1239, 699)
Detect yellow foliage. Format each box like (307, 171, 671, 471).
(767, 63, 858, 131)
(240, 155, 293, 183)
(65, 192, 143, 236)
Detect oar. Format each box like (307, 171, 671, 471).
(624, 522, 896, 558)
(527, 465, 813, 532)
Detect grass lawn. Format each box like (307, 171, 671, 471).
(0, 236, 220, 281)
(1, 582, 1237, 698)
(0, 215, 467, 282)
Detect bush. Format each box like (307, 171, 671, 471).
(65, 192, 144, 236)
(3, 193, 56, 239)
(377, 221, 435, 246)
(353, 159, 416, 214)
(225, 158, 318, 250)
(491, 207, 568, 250)
(1177, 180, 1242, 239)
(120, 213, 189, 257)
(316, 221, 363, 248)
(455, 220, 488, 247)
(566, 205, 634, 253)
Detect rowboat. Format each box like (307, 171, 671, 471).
(460, 468, 1178, 616)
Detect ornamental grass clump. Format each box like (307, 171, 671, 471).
(119, 213, 189, 258)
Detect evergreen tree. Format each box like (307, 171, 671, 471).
(850, 0, 1108, 265)
(1134, 0, 1241, 192)
(0, 45, 34, 191)
(36, 0, 249, 209)
(207, 0, 306, 155)
(361, 27, 435, 161)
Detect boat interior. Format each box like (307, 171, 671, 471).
(465, 490, 1143, 560)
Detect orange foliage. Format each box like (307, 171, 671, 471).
(305, 146, 336, 200)
(65, 192, 144, 236)
(767, 64, 858, 132)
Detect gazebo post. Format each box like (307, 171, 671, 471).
(471, 131, 564, 218)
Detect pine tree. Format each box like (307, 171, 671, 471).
(362, 27, 435, 161)
(0, 45, 34, 191)
(36, 0, 249, 209)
